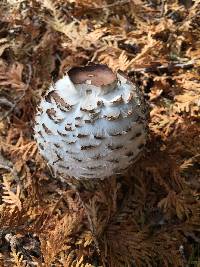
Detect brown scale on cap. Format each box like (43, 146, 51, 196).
(42, 123, 52, 135)
(68, 64, 117, 87)
(48, 91, 72, 111)
(46, 109, 57, 121)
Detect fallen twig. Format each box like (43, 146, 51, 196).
(128, 60, 194, 74)
(88, 0, 130, 10)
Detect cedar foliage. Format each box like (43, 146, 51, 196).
(0, 0, 200, 266)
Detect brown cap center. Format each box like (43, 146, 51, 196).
(68, 64, 117, 87)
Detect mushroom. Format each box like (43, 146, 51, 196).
(34, 63, 149, 252)
(34, 64, 149, 180)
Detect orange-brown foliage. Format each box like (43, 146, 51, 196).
(0, 0, 199, 266)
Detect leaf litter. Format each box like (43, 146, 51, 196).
(0, 0, 200, 266)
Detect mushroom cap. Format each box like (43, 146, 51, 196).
(68, 64, 117, 88)
(34, 64, 149, 180)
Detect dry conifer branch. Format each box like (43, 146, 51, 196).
(0, 64, 32, 122)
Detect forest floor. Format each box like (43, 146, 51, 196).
(0, 0, 200, 266)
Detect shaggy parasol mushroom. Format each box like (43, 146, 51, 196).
(34, 64, 149, 252)
(34, 64, 149, 180)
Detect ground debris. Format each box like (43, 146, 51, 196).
(0, 0, 200, 266)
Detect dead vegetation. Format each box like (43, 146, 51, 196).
(0, 0, 200, 266)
